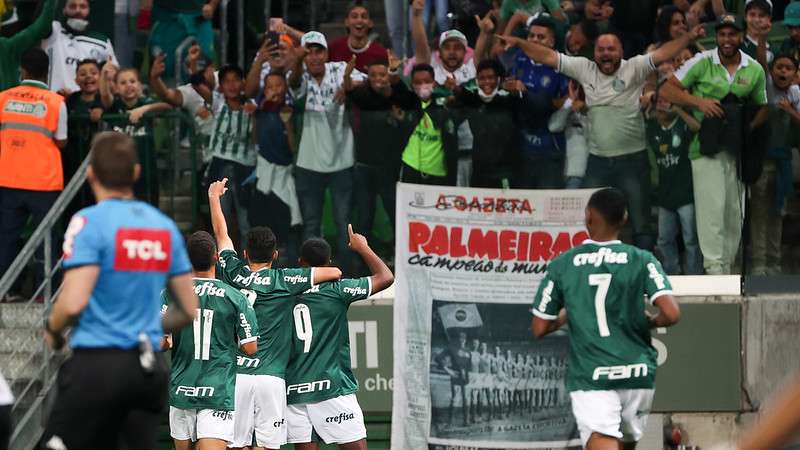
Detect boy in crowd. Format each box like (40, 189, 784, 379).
(328, 1, 388, 73)
(251, 70, 302, 267)
(206, 65, 256, 246)
(449, 59, 516, 188)
(67, 59, 104, 124)
(741, 0, 773, 65)
(345, 52, 416, 248)
(398, 64, 459, 185)
(749, 54, 800, 275)
(161, 231, 258, 450)
(285, 227, 394, 450)
(646, 85, 703, 275)
(100, 66, 172, 206)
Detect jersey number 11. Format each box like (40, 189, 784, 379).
(193, 308, 215, 360)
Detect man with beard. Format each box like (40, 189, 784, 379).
(41, 0, 118, 95)
(660, 14, 768, 275)
(496, 24, 704, 252)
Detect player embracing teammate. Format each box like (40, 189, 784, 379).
(532, 188, 681, 450)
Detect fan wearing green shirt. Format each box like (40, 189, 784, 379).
(660, 14, 769, 275)
(208, 178, 343, 450)
(531, 188, 681, 450)
(285, 227, 394, 450)
(0, 0, 56, 91)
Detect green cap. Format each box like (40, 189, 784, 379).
(714, 13, 743, 32)
(785, 2, 800, 27)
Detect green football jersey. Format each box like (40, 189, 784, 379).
(531, 240, 672, 392)
(161, 278, 258, 410)
(285, 277, 372, 405)
(218, 249, 314, 378)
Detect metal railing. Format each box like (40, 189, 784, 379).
(2, 150, 90, 450)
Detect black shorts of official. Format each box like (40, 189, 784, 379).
(0, 404, 10, 450)
(39, 348, 168, 450)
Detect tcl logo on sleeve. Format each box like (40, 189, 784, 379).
(113, 229, 172, 272)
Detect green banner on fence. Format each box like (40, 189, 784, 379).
(349, 302, 742, 413)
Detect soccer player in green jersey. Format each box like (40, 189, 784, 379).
(285, 225, 394, 450)
(162, 231, 259, 450)
(208, 179, 342, 450)
(531, 188, 681, 450)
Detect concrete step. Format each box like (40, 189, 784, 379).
(159, 196, 194, 223)
(0, 304, 45, 329)
(0, 329, 40, 354)
(0, 352, 42, 382)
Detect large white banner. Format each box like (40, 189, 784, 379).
(391, 183, 593, 450)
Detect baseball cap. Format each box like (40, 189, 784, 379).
(301, 31, 328, 49)
(438, 29, 468, 49)
(744, 0, 772, 14)
(526, 12, 556, 31)
(785, 2, 800, 27)
(715, 13, 744, 32)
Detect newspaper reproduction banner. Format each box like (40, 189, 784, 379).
(391, 183, 594, 450)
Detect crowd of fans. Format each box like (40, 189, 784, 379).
(1, 0, 800, 290)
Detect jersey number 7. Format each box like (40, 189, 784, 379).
(588, 274, 612, 337)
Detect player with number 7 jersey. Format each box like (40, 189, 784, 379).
(160, 231, 258, 448)
(207, 178, 343, 450)
(531, 188, 681, 450)
(285, 226, 394, 448)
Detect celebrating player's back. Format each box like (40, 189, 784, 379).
(531, 188, 681, 450)
(208, 178, 342, 450)
(285, 226, 394, 450)
(162, 231, 258, 450)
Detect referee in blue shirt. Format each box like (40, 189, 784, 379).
(40, 132, 198, 450)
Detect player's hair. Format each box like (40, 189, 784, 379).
(20, 48, 49, 80)
(476, 58, 506, 78)
(245, 226, 277, 263)
(187, 231, 217, 271)
(411, 63, 435, 79)
(219, 64, 245, 81)
(300, 238, 331, 267)
(89, 132, 139, 190)
(587, 187, 628, 228)
(76, 58, 101, 72)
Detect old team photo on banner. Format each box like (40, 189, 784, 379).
(391, 183, 595, 450)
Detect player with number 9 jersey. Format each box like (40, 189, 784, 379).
(530, 188, 681, 449)
(285, 229, 394, 447)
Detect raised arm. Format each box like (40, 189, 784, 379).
(495, 34, 559, 69)
(651, 25, 705, 66)
(739, 376, 800, 450)
(99, 61, 118, 109)
(245, 41, 275, 98)
(473, 13, 495, 64)
(207, 178, 235, 251)
(313, 267, 343, 284)
(288, 45, 308, 90)
(8, 0, 56, 49)
(162, 273, 198, 333)
(343, 55, 357, 92)
(347, 224, 394, 294)
(149, 54, 184, 107)
(410, 0, 431, 65)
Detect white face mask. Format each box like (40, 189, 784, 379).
(66, 18, 89, 32)
(414, 83, 434, 100)
(478, 86, 499, 102)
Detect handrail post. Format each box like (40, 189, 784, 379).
(221, 0, 231, 64)
(237, 0, 245, 69)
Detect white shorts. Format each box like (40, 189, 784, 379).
(230, 374, 287, 449)
(286, 394, 367, 445)
(169, 406, 234, 443)
(570, 389, 655, 447)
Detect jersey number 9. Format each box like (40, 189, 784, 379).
(293, 304, 313, 353)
